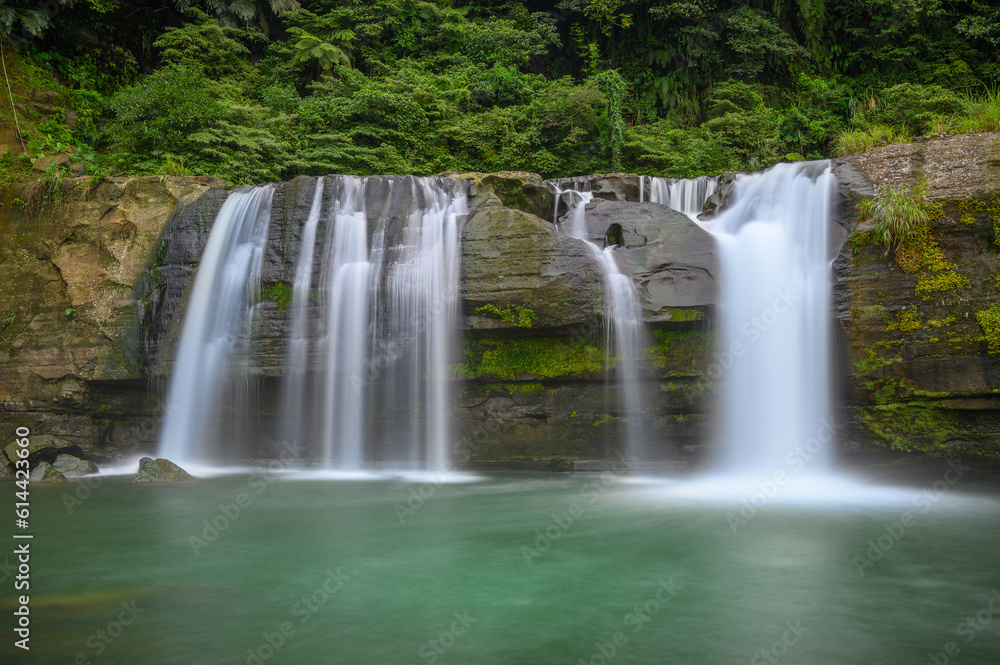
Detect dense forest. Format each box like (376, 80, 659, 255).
(0, 0, 998, 183)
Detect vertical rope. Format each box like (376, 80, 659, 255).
(1, 39, 27, 153)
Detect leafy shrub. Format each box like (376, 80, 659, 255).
(833, 124, 908, 156)
(876, 84, 964, 135)
(856, 179, 934, 254)
(704, 80, 781, 169)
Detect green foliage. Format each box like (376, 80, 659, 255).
(260, 282, 293, 311)
(475, 304, 536, 328)
(3, 0, 999, 183)
(875, 84, 964, 135)
(280, 9, 355, 79)
(974, 304, 1000, 355)
(0, 2, 48, 38)
(623, 120, 736, 177)
(107, 63, 290, 183)
(154, 9, 255, 80)
(724, 6, 806, 78)
(462, 16, 559, 69)
(856, 179, 935, 255)
(592, 69, 626, 170)
(458, 338, 605, 380)
(704, 80, 780, 169)
(833, 125, 907, 156)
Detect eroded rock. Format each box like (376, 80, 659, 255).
(51, 453, 99, 477)
(130, 457, 193, 483)
(29, 461, 67, 483)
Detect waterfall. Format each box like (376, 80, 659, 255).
(553, 184, 647, 459)
(320, 176, 372, 470)
(281, 178, 324, 458)
(158, 186, 274, 464)
(649, 176, 717, 218)
(158, 176, 467, 471)
(707, 161, 834, 477)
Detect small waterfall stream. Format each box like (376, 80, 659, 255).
(158, 186, 274, 464)
(648, 175, 718, 218)
(158, 176, 467, 471)
(706, 162, 835, 478)
(552, 184, 647, 459)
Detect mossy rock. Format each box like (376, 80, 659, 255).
(130, 457, 193, 483)
(29, 461, 68, 483)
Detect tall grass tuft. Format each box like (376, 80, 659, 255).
(833, 124, 908, 156)
(856, 179, 932, 255)
(955, 88, 1000, 134)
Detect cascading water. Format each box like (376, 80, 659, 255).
(319, 177, 372, 471)
(705, 161, 835, 479)
(158, 186, 274, 465)
(299, 175, 469, 472)
(281, 178, 325, 458)
(158, 176, 467, 472)
(648, 176, 717, 218)
(552, 184, 647, 459)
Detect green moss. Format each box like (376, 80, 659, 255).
(648, 329, 712, 374)
(849, 228, 876, 256)
(894, 225, 968, 298)
(593, 414, 625, 427)
(260, 282, 293, 311)
(666, 308, 704, 323)
(916, 270, 968, 296)
(926, 316, 956, 329)
(853, 347, 902, 375)
(457, 338, 605, 380)
(974, 304, 1000, 355)
(857, 401, 971, 454)
(475, 303, 536, 328)
(955, 198, 985, 226)
(885, 308, 921, 333)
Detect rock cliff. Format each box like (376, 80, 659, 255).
(2, 134, 998, 470)
(833, 132, 1000, 463)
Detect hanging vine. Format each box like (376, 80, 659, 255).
(593, 69, 626, 171)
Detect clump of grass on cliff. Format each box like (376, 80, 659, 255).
(857, 179, 936, 255)
(956, 88, 1000, 134)
(974, 304, 1000, 355)
(833, 125, 907, 156)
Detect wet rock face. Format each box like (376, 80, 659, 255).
(460, 204, 603, 331)
(578, 199, 718, 318)
(0, 175, 227, 456)
(131, 457, 192, 483)
(833, 132, 1000, 461)
(7, 137, 997, 466)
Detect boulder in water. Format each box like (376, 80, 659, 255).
(29, 462, 68, 483)
(130, 457, 193, 483)
(51, 454, 100, 477)
(3, 434, 83, 468)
